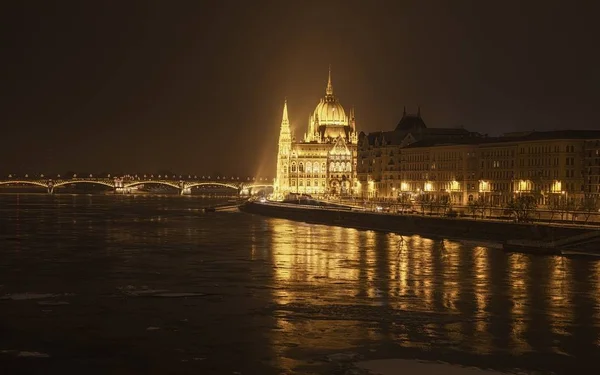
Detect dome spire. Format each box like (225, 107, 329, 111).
(326, 65, 333, 96)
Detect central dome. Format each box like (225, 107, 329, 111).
(311, 67, 349, 137)
(313, 96, 347, 126)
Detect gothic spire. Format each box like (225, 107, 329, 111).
(282, 99, 289, 125)
(326, 65, 333, 96)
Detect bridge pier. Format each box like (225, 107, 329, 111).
(47, 187, 54, 194)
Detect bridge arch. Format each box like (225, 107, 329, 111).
(124, 180, 182, 190)
(53, 180, 114, 190)
(184, 182, 240, 190)
(0, 180, 49, 189)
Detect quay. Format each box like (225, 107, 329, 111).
(239, 200, 600, 256)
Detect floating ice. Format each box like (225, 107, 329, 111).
(0, 350, 50, 358)
(37, 301, 70, 306)
(150, 292, 206, 298)
(327, 352, 361, 362)
(122, 289, 170, 296)
(356, 359, 509, 375)
(17, 351, 51, 358)
(1, 293, 60, 300)
(117, 286, 207, 298)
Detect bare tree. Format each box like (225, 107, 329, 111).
(504, 195, 538, 223)
(579, 196, 599, 224)
(548, 197, 561, 222)
(467, 199, 479, 219)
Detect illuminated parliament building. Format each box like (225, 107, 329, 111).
(273, 68, 358, 198)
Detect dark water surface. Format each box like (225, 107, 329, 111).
(1, 194, 599, 374)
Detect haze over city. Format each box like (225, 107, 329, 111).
(2, 0, 598, 176)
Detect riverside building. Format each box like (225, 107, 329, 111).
(357, 109, 600, 207)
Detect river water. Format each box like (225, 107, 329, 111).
(0, 194, 599, 374)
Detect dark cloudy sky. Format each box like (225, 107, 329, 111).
(2, 0, 598, 176)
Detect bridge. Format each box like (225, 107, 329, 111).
(0, 174, 274, 195)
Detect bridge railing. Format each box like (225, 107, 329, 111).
(4, 174, 273, 181)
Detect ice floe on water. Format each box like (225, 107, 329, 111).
(355, 359, 510, 375)
(37, 301, 70, 306)
(118, 286, 206, 298)
(151, 292, 206, 298)
(1, 350, 50, 358)
(0, 293, 73, 301)
(327, 352, 362, 362)
(119, 288, 171, 296)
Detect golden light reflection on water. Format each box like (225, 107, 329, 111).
(472, 246, 492, 354)
(261, 218, 600, 363)
(548, 256, 573, 337)
(268, 219, 361, 304)
(438, 239, 461, 314)
(595, 262, 600, 347)
(508, 254, 532, 354)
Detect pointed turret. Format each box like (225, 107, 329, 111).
(326, 65, 333, 96)
(275, 99, 292, 196)
(278, 98, 291, 141)
(282, 99, 290, 126)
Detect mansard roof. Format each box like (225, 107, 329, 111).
(363, 127, 478, 147)
(361, 107, 480, 147)
(502, 130, 600, 141)
(395, 113, 427, 131)
(402, 129, 600, 149)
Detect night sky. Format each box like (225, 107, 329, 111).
(2, 0, 598, 177)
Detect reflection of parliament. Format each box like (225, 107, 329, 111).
(274, 68, 600, 206)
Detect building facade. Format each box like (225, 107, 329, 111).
(585, 138, 600, 198)
(357, 112, 600, 207)
(274, 69, 358, 198)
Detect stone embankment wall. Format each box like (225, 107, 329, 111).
(241, 203, 593, 243)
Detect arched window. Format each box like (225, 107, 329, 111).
(335, 161, 341, 172)
(306, 162, 312, 173)
(346, 162, 351, 172)
(329, 162, 335, 172)
(291, 163, 296, 172)
(299, 162, 304, 173)
(314, 163, 320, 173)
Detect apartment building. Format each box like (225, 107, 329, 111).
(357, 110, 600, 207)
